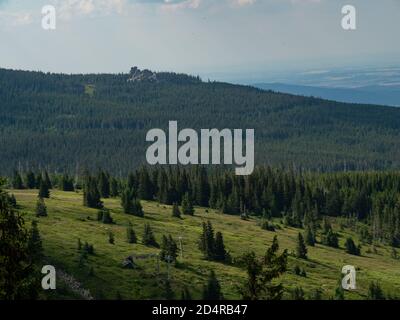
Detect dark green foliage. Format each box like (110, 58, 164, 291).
(61, 174, 74, 191)
(43, 171, 52, 189)
(367, 281, 385, 300)
(27, 220, 43, 264)
(35, 197, 47, 217)
(214, 232, 227, 262)
(83, 176, 103, 209)
(163, 279, 174, 300)
(8, 194, 17, 208)
(237, 236, 287, 300)
(198, 221, 227, 262)
(12, 171, 24, 189)
(309, 289, 323, 300)
(180, 287, 192, 300)
(25, 171, 36, 189)
(181, 193, 194, 215)
(291, 287, 305, 300)
(121, 188, 144, 217)
(110, 177, 120, 197)
(0, 186, 39, 299)
(83, 242, 94, 255)
(97, 171, 110, 198)
(3, 68, 400, 175)
(77, 238, 82, 251)
(97, 208, 113, 224)
(142, 223, 158, 247)
(296, 233, 308, 259)
(261, 220, 275, 231)
(322, 229, 339, 248)
(304, 226, 315, 246)
(293, 265, 306, 277)
(345, 237, 361, 256)
(202, 270, 223, 300)
(38, 180, 50, 198)
(160, 235, 178, 263)
(108, 231, 115, 244)
(126, 225, 137, 244)
(172, 203, 181, 218)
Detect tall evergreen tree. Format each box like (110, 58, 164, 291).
(38, 180, 50, 198)
(181, 192, 194, 215)
(160, 235, 178, 263)
(142, 223, 158, 247)
(202, 270, 223, 300)
(238, 236, 287, 300)
(25, 171, 36, 189)
(83, 176, 103, 209)
(27, 220, 43, 263)
(296, 233, 308, 259)
(172, 202, 181, 218)
(0, 185, 39, 299)
(214, 231, 227, 262)
(304, 226, 315, 246)
(35, 197, 48, 217)
(12, 170, 24, 189)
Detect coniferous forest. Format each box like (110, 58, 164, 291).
(1, 68, 400, 301)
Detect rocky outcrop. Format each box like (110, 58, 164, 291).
(127, 66, 158, 82)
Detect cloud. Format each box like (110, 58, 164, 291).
(57, 0, 127, 20)
(0, 11, 32, 26)
(160, 0, 201, 12)
(230, 0, 256, 7)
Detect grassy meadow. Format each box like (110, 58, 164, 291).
(10, 189, 400, 300)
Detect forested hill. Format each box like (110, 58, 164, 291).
(1, 67, 400, 174)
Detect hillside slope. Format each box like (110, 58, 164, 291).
(12, 189, 400, 300)
(1, 67, 400, 173)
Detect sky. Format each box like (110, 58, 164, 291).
(1, 0, 400, 82)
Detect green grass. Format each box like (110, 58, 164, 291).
(11, 189, 400, 300)
(84, 84, 95, 97)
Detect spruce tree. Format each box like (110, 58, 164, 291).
(43, 170, 52, 189)
(367, 281, 385, 300)
(181, 192, 194, 215)
(108, 231, 115, 244)
(38, 180, 50, 198)
(25, 171, 36, 189)
(97, 171, 110, 198)
(214, 231, 227, 262)
(180, 287, 192, 300)
(164, 279, 174, 300)
(305, 226, 316, 246)
(110, 177, 119, 197)
(121, 188, 144, 217)
(296, 233, 308, 259)
(142, 223, 158, 247)
(345, 237, 360, 256)
(202, 270, 223, 300)
(83, 176, 103, 209)
(27, 220, 43, 263)
(238, 236, 288, 300)
(0, 188, 38, 299)
(35, 197, 48, 217)
(126, 222, 137, 244)
(12, 170, 24, 189)
(172, 202, 181, 218)
(160, 235, 178, 263)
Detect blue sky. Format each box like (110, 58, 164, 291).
(1, 0, 400, 81)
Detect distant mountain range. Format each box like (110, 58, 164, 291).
(253, 83, 400, 107)
(1, 67, 400, 174)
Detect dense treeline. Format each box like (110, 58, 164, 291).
(1, 68, 400, 174)
(9, 166, 400, 247)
